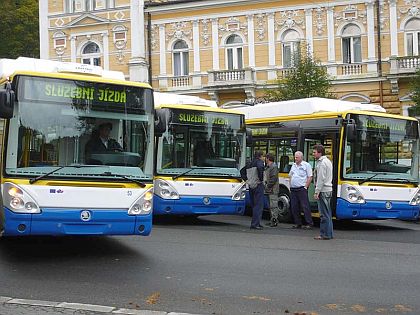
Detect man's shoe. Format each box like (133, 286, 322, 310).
(292, 225, 302, 229)
(264, 221, 273, 226)
(250, 226, 264, 230)
(270, 222, 278, 227)
(302, 225, 313, 229)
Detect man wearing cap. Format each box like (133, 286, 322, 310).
(85, 122, 123, 163)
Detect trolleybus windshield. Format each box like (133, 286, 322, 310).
(156, 109, 245, 177)
(4, 75, 154, 181)
(343, 114, 420, 183)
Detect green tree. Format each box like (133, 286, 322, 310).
(0, 0, 39, 59)
(264, 49, 335, 101)
(410, 68, 420, 107)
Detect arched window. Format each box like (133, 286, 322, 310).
(173, 40, 189, 76)
(81, 42, 101, 66)
(405, 19, 420, 56)
(342, 24, 362, 63)
(225, 34, 243, 70)
(282, 29, 301, 68)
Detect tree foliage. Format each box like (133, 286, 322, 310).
(0, 0, 39, 59)
(264, 49, 335, 102)
(410, 68, 420, 107)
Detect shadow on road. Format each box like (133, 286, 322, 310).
(0, 235, 143, 263)
(153, 215, 234, 227)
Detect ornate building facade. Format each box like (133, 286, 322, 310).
(40, 0, 420, 113)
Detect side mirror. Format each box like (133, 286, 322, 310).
(246, 128, 253, 146)
(0, 87, 14, 119)
(345, 121, 356, 142)
(154, 108, 171, 135)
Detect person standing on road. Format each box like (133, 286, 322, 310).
(312, 144, 334, 240)
(289, 151, 313, 229)
(247, 150, 265, 230)
(264, 153, 280, 227)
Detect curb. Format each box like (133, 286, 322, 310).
(0, 296, 204, 315)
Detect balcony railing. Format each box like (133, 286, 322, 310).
(207, 68, 256, 87)
(340, 63, 363, 76)
(171, 76, 190, 87)
(390, 56, 420, 75)
(276, 68, 296, 79)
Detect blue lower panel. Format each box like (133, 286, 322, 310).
(336, 198, 420, 220)
(153, 195, 245, 215)
(2, 207, 152, 236)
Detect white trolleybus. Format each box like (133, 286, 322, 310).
(235, 97, 420, 221)
(153, 93, 247, 216)
(0, 57, 154, 237)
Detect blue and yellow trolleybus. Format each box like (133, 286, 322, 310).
(0, 57, 154, 236)
(153, 93, 247, 216)
(236, 97, 420, 221)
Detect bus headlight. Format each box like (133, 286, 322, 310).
(232, 182, 247, 201)
(409, 189, 420, 205)
(154, 179, 179, 200)
(3, 182, 40, 213)
(341, 184, 365, 204)
(128, 187, 153, 215)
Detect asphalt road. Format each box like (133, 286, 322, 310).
(1, 215, 420, 315)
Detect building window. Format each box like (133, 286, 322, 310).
(173, 40, 189, 76)
(226, 34, 243, 70)
(342, 24, 362, 63)
(81, 42, 101, 66)
(65, 0, 114, 12)
(405, 19, 420, 56)
(281, 30, 301, 68)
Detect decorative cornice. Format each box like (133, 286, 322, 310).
(166, 21, 192, 42)
(276, 10, 304, 31)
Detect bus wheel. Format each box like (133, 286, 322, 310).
(277, 189, 292, 223)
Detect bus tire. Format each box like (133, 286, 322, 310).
(277, 189, 292, 223)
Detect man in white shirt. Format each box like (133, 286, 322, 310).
(288, 151, 313, 229)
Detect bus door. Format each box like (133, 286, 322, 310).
(303, 136, 337, 212)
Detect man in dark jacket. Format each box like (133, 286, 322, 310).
(85, 122, 123, 164)
(248, 150, 265, 230)
(264, 153, 280, 227)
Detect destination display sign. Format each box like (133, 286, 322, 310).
(171, 109, 244, 130)
(18, 76, 152, 113)
(355, 115, 418, 136)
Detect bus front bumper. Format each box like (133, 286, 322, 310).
(2, 207, 152, 236)
(336, 198, 420, 220)
(153, 195, 245, 216)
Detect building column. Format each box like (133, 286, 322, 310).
(212, 18, 219, 71)
(192, 20, 201, 87)
(70, 36, 77, 62)
(158, 24, 168, 88)
(267, 13, 276, 80)
(366, 1, 377, 72)
(389, 0, 398, 57)
(247, 14, 255, 68)
(305, 9, 313, 55)
(39, 0, 49, 59)
(102, 33, 109, 70)
(129, 0, 148, 82)
(327, 6, 337, 75)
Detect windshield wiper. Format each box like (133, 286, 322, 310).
(206, 172, 242, 179)
(172, 167, 214, 180)
(29, 165, 68, 184)
(29, 164, 121, 185)
(100, 172, 146, 187)
(359, 173, 385, 185)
